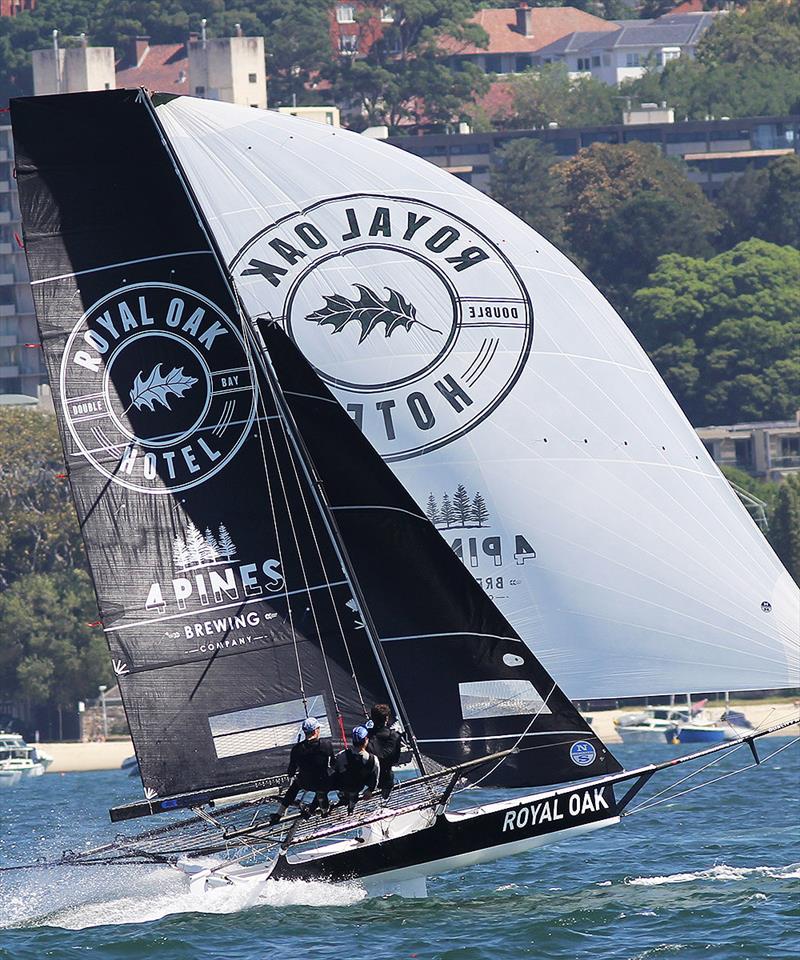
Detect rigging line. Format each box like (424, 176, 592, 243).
(253, 343, 346, 720)
(454, 684, 558, 793)
(624, 736, 800, 817)
(622, 739, 750, 814)
(253, 331, 428, 777)
(266, 388, 368, 718)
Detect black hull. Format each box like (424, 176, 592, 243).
(270, 781, 619, 884)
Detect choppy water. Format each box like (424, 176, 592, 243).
(1, 741, 798, 959)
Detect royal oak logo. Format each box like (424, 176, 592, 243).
(59, 283, 256, 494)
(231, 195, 533, 462)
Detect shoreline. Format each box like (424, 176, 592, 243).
(37, 701, 799, 772)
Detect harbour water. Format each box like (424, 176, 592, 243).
(1, 741, 798, 960)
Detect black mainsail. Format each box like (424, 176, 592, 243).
(11, 89, 618, 816)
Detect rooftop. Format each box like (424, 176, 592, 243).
(115, 41, 189, 95)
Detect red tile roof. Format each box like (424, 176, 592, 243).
(473, 81, 516, 125)
(116, 43, 189, 95)
(440, 6, 617, 56)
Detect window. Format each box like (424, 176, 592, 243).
(603, 53, 610, 66)
(339, 33, 358, 53)
(248, 73, 257, 83)
(577, 57, 590, 71)
(781, 437, 800, 456)
(459, 680, 552, 720)
(515, 54, 530, 72)
(625, 52, 640, 67)
(380, 5, 394, 21)
(194, 85, 205, 96)
(734, 438, 753, 466)
(336, 3, 355, 23)
(592, 55, 601, 67)
(484, 54, 502, 73)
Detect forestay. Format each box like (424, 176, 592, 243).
(157, 96, 800, 701)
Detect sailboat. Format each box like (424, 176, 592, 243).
(4, 89, 798, 896)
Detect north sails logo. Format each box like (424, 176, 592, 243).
(232, 195, 533, 462)
(60, 283, 256, 494)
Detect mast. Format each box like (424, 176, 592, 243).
(141, 90, 427, 774)
(254, 338, 428, 775)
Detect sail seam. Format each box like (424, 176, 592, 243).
(330, 504, 426, 521)
(29, 249, 212, 285)
(381, 631, 520, 644)
(420, 731, 587, 742)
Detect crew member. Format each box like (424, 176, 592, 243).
(269, 717, 333, 825)
(366, 703, 402, 799)
(331, 726, 380, 814)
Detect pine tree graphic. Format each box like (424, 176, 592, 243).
(202, 527, 221, 564)
(425, 492, 440, 524)
(173, 532, 189, 569)
(185, 521, 205, 566)
(471, 491, 489, 527)
(440, 492, 454, 528)
(453, 483, 471, 526)
(217, 523, 237, 560)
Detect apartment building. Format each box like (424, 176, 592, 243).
(697, 415, 800, 482)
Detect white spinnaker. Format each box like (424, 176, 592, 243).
(157, 97, 799, 701)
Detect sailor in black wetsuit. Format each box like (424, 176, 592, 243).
(331, 725, 380, 815)
(269, 717, 333, 825)
(366, 703, 402, 799)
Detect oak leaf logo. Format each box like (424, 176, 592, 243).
(306, 284, 440, 344)
(129, 364, 198, 413)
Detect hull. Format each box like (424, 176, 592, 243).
(618, 726, 675, 743)
(668, 727, 727, 744)
(269, 780, 620, 885)
(0, 770, 22, 787)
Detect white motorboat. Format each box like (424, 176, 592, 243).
(0, 732, 53, 783)
(614, 708, 691, 742)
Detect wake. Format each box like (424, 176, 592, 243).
(1, 863, 366, 929)
(625, 863, 800, 887)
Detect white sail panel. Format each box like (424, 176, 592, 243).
(158, 97, 799, 700)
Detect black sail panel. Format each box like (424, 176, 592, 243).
(261, 327, 622, 787)
(11, 90, 388, 801)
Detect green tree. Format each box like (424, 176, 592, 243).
(621, 1, 800, 122)
(557, 142, 720, 308)
(717, 155, 800, 250)
(331, 1, 489, 132)
(768, 482, 800, 584)
(0, 570, 110, 708)
(489, 139, 567, 247)
(631, 239, 800, 424)
(0, 409, 85, 589)
(508, 63, 619, 130)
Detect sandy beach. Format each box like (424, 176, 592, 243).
(38, 702, 799, 772)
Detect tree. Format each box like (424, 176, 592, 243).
(0, 409, 85, 589)
(425, 492, 440, 524)
(557, 142, 720, 309)
(717, 155, 800, 250)
(453, 483, 471, 526)
(471, 491, 489, 527)
(0, 570, 111, 708)
(621, 1, 800, 122)
(508, 63, 619, 130)
(489, 139, 567, 248)
(631, 239, 800, 425)
(217, 523, 236, 560)
(439, 492, 454, 528)
(769, 482, 800, 584)
(331, 1, 490, 133)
